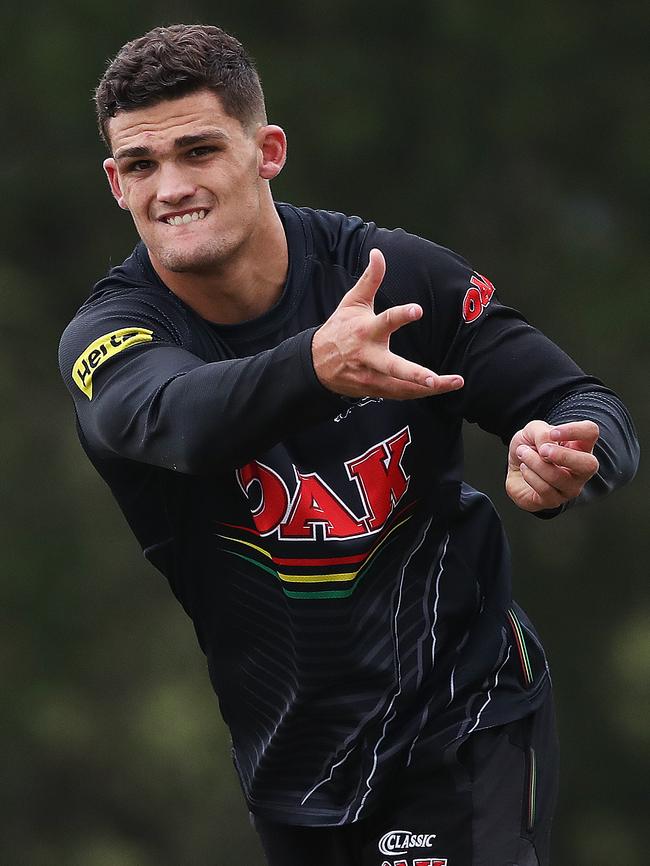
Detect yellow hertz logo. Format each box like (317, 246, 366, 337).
(72, 327, 153, 399)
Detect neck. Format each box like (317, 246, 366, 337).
(150, 205, 288, 325)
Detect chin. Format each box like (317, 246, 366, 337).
(157, 241, 228, 274)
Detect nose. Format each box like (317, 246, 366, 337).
(155, 161, 196, 204)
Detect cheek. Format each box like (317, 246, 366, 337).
(121, 178, 153, 214)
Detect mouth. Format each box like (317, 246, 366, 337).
(159, 208, 208, 226)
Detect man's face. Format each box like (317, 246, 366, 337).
(103, 90, 277, 274)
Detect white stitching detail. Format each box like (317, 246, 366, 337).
(467, 645, 512, 734)
(405, 532, 451, 767)
(352, 517, 433, 821)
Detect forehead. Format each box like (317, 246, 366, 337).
(108, 89, 246, 156)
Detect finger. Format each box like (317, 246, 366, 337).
(537, 443, 600, 476)
(507, 428, 533, 469)
(336, 366, 448, 400)
(355, 371, 443, 400)
(517, 446, 571, 492)
(529, 423, 555, 452)
(518, 463, 566, 509)
(341, 248, 386, 308)
(517, 445, 591, 500)
(360, 370, 461, 400)
(365, 345, 464, 391)
(373, 302, 423, 338)
(550, 421, 599, 448)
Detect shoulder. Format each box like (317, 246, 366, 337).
(280, 204, 370, 272)
(368, 224, 474, 305)
(58, 246, 192, 393)
(65, 243, 195, 334)
(364, 225, 503, 338)
(284, 204, 474, 290)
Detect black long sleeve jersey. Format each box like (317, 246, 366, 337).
(59, 204, 638, 826)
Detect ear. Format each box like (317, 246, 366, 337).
(103, 158, 130, 210)
(257, 125, 287, 180)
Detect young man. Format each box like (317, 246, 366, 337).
(59, 24, 638, 866)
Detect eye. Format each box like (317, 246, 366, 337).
(187, 146, 219, 158)
(125, 160, 154, 173)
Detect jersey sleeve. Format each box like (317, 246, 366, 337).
(434, 277, 606, 444)
(542, 389, 639, 509)
(366, 227, 638, 507)
(59, 293, 341, 475)
(369, 227, 605, 443)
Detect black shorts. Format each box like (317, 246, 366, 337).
(252, 690, 559, 866)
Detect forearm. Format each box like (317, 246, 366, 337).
(544, 390, 639, 505)
(79, 329, 342, 474)
(506, 390, 638, 518)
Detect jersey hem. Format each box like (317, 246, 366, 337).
(243, 676, 552, 829)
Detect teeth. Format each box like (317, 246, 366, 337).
(166, 210, 207, 226)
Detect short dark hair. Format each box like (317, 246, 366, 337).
(94, 24, 266, 149)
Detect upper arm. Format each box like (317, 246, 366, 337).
(439, 303, 603, 443)
(365, 228, 604, 443)
(59, 300, 205, 464)
(59, 296, 340, 474)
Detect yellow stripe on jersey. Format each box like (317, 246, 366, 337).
(72, 327, 153, 399)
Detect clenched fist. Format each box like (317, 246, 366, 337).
(506, 420, 600, 512)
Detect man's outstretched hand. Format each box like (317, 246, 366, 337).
(312, 248, 464, 400)
(506, 420, 600, 512)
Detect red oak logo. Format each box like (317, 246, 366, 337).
(462, 272, 495, 323)
(237, 427, 411, 540)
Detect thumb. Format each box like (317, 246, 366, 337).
(342, 248, 386, 308)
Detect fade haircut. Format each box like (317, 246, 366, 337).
(95, 24, 267, 149)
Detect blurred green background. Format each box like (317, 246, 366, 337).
(2, 1, 647, 864)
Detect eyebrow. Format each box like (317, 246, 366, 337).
(114, 130, 230, 161)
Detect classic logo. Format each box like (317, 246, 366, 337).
(72, 327, 153, 399)
(237, 427, 411, 540)
(378, 830, 438, 857)
(462, 272, 495, 323)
